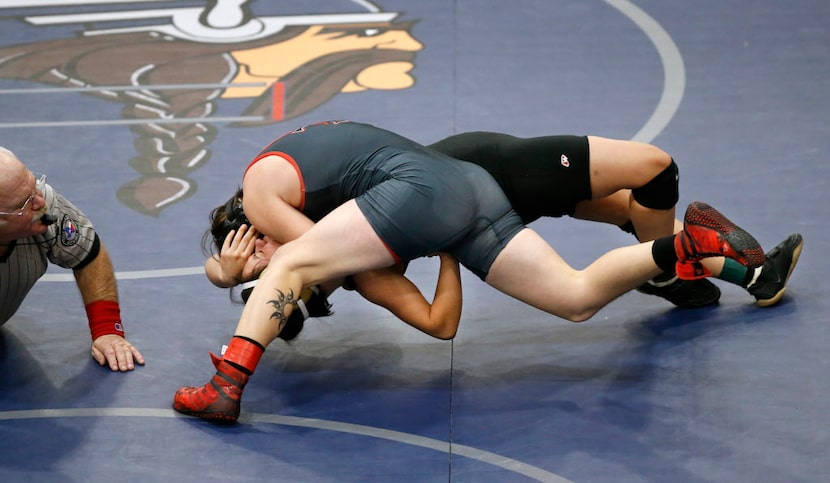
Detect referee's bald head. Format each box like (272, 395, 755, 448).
(0, 145, 17, 165)
(0, 147, 40, 234)
(0, 146, 26, 195)
(0, 146, 23, 175)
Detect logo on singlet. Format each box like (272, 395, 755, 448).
(560, 154, 570, 167)
(60, 215, 79, 247)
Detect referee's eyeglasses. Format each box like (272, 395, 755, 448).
(0, 172, 46, 216)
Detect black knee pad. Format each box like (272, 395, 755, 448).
(632, 159, 679, 210)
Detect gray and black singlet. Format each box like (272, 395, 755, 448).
(246, 121, 524, 279)
(428, 132, 591, 224)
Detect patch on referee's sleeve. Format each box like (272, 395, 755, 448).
(59, 215, 79, 246)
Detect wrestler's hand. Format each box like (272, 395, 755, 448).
(218, 224, 259, 284)
(91, 334, 145, 372)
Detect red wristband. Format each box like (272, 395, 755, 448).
(85, 300, 125, 340)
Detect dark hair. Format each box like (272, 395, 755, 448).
(202, 187, 247, 257)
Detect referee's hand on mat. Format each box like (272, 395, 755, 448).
(91, 334, 145, 372)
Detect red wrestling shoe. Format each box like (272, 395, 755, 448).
(173, 336, 264, 424)
(674, 202, 765, 280)
(173, 357, 249, 423)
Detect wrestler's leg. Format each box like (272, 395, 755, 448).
(576, 139, 799, 306)
(174, 200, 395, 422)
(485, 200, 765, 323)
(237, 200, 396, 343)
(485, 228, 664, 322)
(576, 136, 678, 242)
(574, 137, 726, 307)
(577, 139, 733, 281)
(573, 191, 628, 225)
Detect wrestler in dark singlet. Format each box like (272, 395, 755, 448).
(246, 120, 524, 279)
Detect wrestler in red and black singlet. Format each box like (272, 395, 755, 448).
(245, 121, 524, 279)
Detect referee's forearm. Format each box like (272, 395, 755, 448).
(73, 242, 119, 304)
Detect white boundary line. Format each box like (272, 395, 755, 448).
(604, 0, 686, 144)
(0, 407, 573, 482)
(40, 266, 205, 282)
(0, 82, 266, 94)
(0, 116, 266, 128)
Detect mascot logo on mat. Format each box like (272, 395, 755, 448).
(0, 1, 422, 216)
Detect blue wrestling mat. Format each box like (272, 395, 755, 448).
(1, 1, 827, 481)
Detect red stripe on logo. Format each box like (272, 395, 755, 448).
(271, 82, 285, 121)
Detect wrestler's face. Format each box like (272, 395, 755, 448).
(0, 165, 49, 242)
(241, 235, 281, 281)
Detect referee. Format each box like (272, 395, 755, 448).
(0, 146, 144, 372)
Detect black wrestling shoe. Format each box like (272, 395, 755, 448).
(748, 233, 803, 307)
(637, 272, 721, 308)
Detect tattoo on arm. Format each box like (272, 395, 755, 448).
(267, 289, 298, 332)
